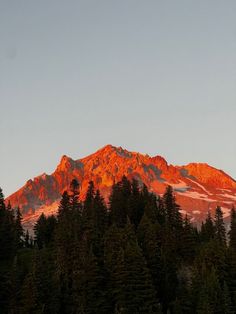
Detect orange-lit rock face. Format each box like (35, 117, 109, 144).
(7, 145, 236, 228)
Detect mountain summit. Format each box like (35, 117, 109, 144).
(7, 145, 236, 229)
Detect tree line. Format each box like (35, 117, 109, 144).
(0, 176, 236, 313)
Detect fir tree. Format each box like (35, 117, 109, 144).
(163, 185, 182, 231)
(137, 214, 162, 293)
(109, 176, 131, 228)
(229, 207, 236, 250)
(180, 215, 197, 262)
(122, 240, 160, 313)
(24, 229, 30, 248)
(34, 213, 47, 249)
(215, 206, 226, 246)
(15, 206, 24, 249)
(0, 188, 16, 260)
(201, 211, 215, 242)
(127, 178, 143, 228)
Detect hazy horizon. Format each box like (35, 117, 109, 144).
(1, 1, 236, 196)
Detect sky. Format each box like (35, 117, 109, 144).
(0, 0, 236, 197)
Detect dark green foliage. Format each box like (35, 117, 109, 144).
(163, 185, 182, 232)
(15, 207, 24, 249)
(109, 176, 131, 227)
(137, 214, 162, 292)
(24, 229, 30, 248)
(201, 211, 215, 242)
(229, 207, 236, 250)
(180, 215, 198, 262)
(215, 206, 226, 246)
(0, 191, 16, 261)
(127, 179, 144, 228)
(1, 181, 236, 313)
(34, 214, 57, 249)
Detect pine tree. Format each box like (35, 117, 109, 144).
(122, 240, 160, 313)
(84, 180, 95, 211)
(180, 215, 196, 262)
(215, 206, 226, 246)
(229, 207, 236, 250)
(34, 214, 57, 249)
(33, 249, 59, 314)
(55, 181, 83, 313)
(34, 213, 47, 249)
(137, 214, 162, 293)
(91, 190, 107, 258)
(57, 191, 70, 219)
(83, 180, 95, 235)
(127, 179, 144, 228)
(93, 190, 107, 234)
(109, 176, 131, 228)
(0, 187, 5, 214)
(201, 211, 215, 242)
(24, 229, 30, 248)
(106, 224, 161, 313)
(226, 239, 236, 313)
(0, 188, 16, 260)
(69, 178, 81, 214)
(140, 186, 164, 226)
(15, 207, 24, 249)
(163, 185, 182, 231)
(20, 269, 41, 313)
(83, 249, 111, 314)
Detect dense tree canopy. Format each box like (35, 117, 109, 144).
(0, 179, 235, 313)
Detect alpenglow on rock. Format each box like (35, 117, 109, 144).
(7, 145, 236, 230)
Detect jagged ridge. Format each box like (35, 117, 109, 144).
(7, 144, 236, 229)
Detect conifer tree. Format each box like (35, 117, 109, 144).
(55, 181, 82, 313)
(201, 211, 215, 242)
(84, 180, 95, 211)
(34, 214, 57, 249)
(24, 229, 30, 248)
(0, 189, 16, 260)
(226, 209, 236, 313)
(83, 249, 111, 314)
(83, 180, 95, 234)
(0, 187, 5, 214)
(180, 215, 197, 262)
(137, 214, 162, 290)
(2, 178, 236, 313)
(93, 189, 107, 234)
(127, 179, 144, 227)
(122, 240, 160, 313)
(20, 269, 40, 313)
(109, 176, 131, 227)
(226, 251, 236, 313)
(57, 191, 70, 219)
(91, 190, 107, 258)
(15, 206, 24, 249)
(34, 213, 47, 249)
(69, 178, 81, 214)
(215, 206, 226, 246)
(229, 207, 236, 250)
(163, 185, 182, 231)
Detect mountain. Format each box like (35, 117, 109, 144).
(7, 145, 236, 230)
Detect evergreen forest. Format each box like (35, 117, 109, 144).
(1, 176, 236, 314)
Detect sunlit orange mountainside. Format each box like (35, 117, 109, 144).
(7, 145, 236, 230)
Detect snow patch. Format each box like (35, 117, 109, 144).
(221, 207, 231, 218)
(169, 180, 189, 192)
(184, 191, 215, 202)
(187, 178, 211, 195)
(219, 193, 236, 201)
(180, 209, 187, 215)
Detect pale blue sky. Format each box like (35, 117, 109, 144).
(1, 0, 236, 196)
